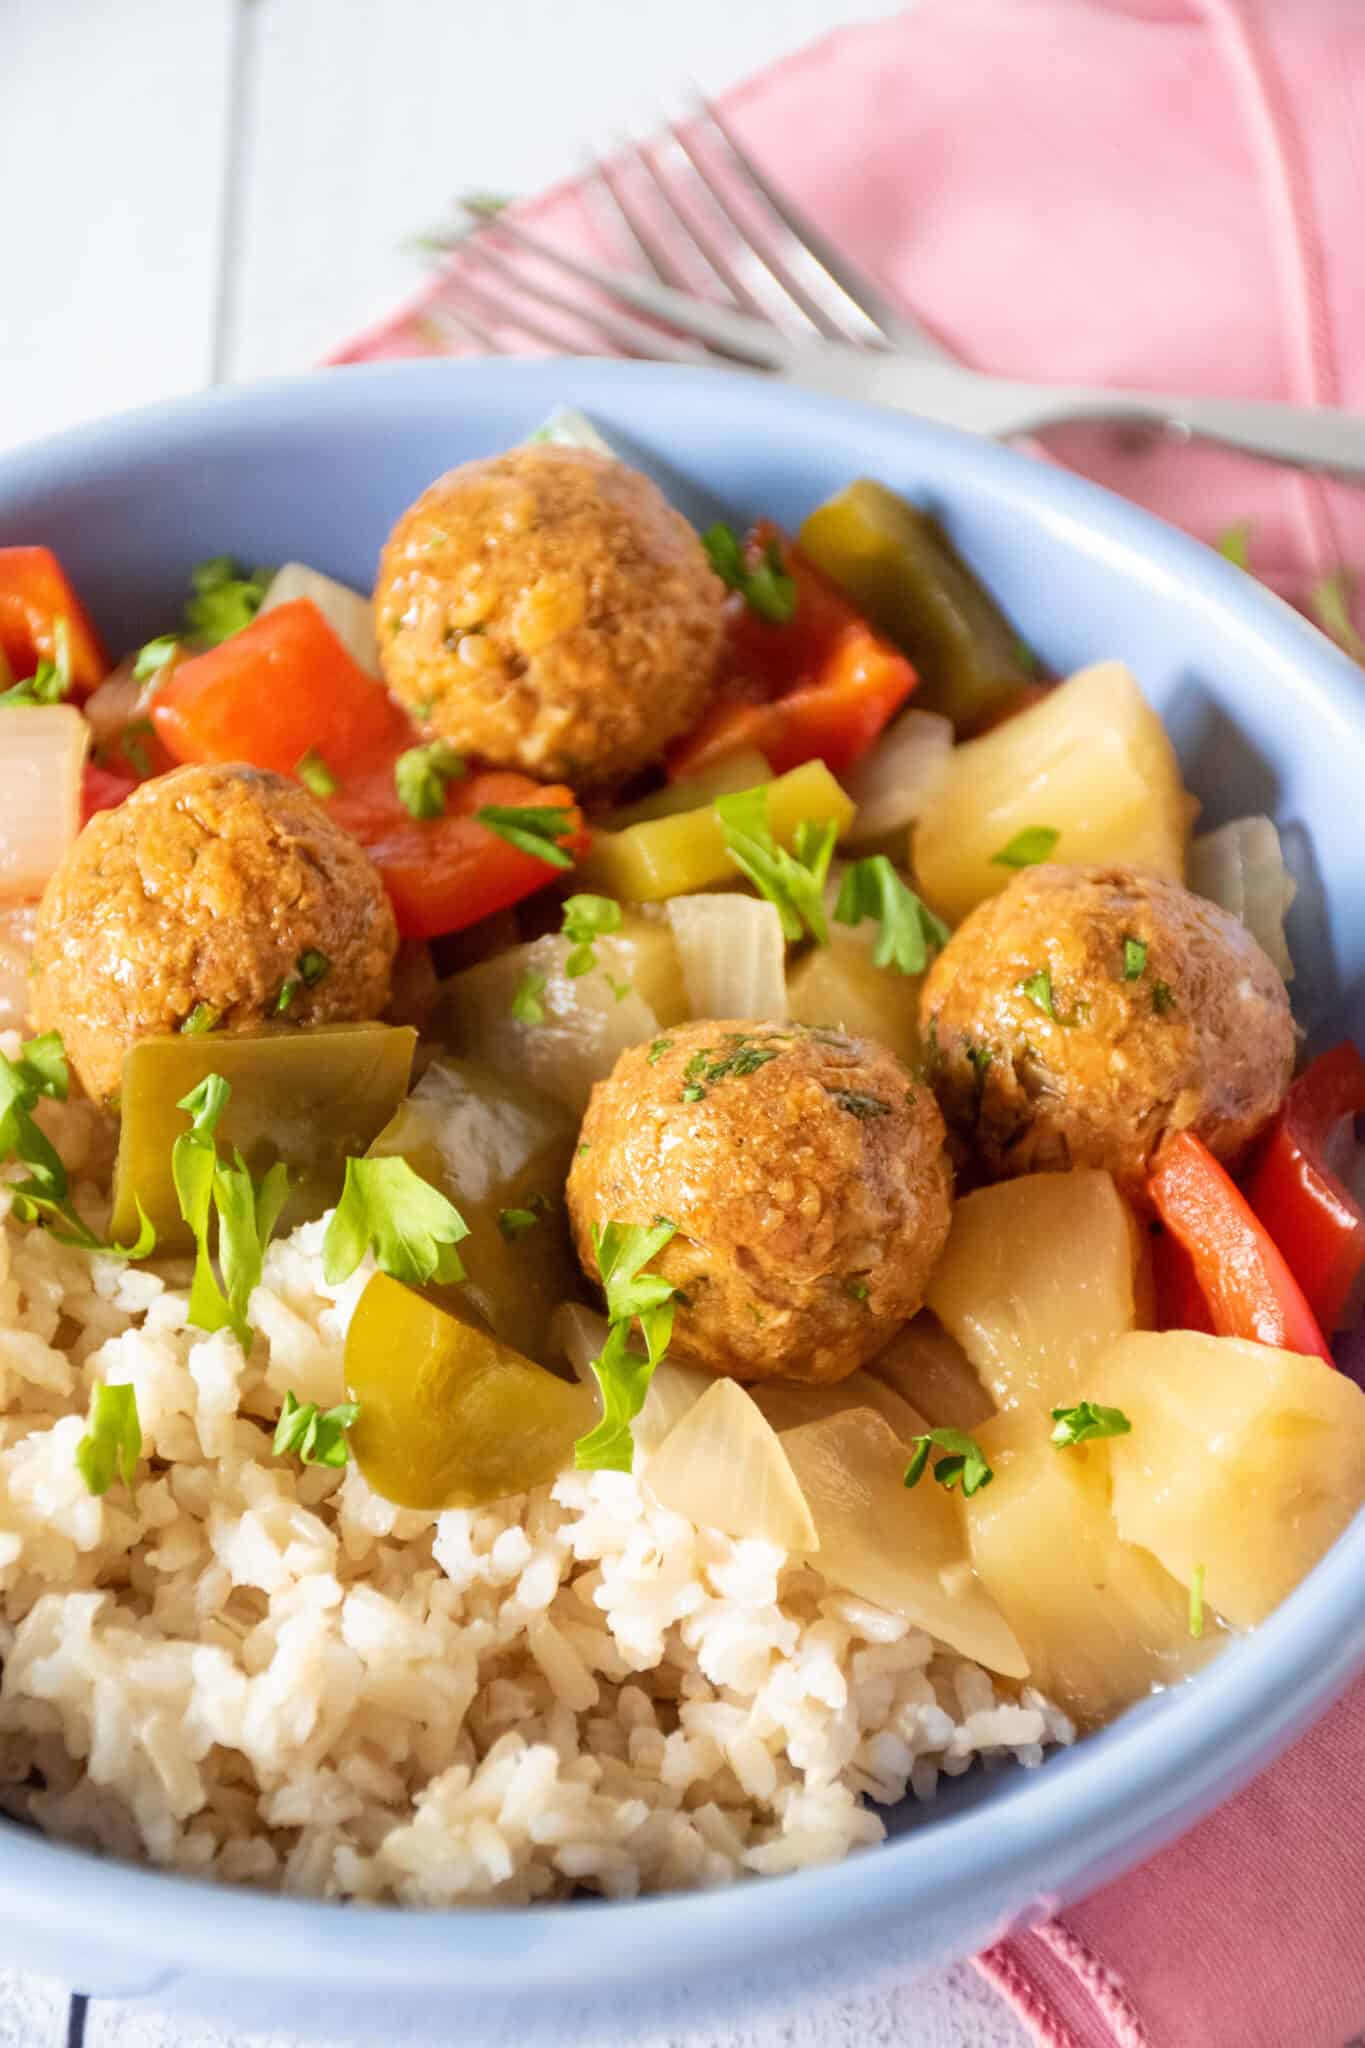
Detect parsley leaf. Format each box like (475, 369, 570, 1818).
(475, 804, 576, 869)
(0, 618, 72, 708)
(296, 748, 339, 798)
(171, 1075, 289, 1349)
(180, 1002, 221, 1036)
(0, 1032, 154, 1259)
(1310, 571, 1365, 664)
(1019, 970, 1057, 1019)
(1122, 936, 1149, 981)
(834, 856, 950, 974)
(574, 1219, 679, 1473)
(273, 1389, 358, 1470)
(647, 1038, 674, 1065)
(714, 786, 835, 943)
(1189, 1562, 1206, 1639)
(184, 557, 272, 647)
(1050, 1400, 1132, 1448)
(990, 826, 1059, 870)
(828, 1088, 890, 1119)
(132, 634, 181, 683)
(498, 1195, 549, 1240)
(511, 969, 547, 1025)
(701, 523, 798, 624)
(560, 893, 624, 978)
(395, 740, 466, 819)
(75, 1382, 142, 1506)
(322, 1155, 469, 1289)
(903, 1426, 994, 1498)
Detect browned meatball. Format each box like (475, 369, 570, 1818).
(374, 445, 725, 790)
(566, 1021, 954, 1384)
(919, 864, 1294, 1203)
(30, 763, 397, 1101)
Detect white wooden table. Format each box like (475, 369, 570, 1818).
(0, 2, 1030, 2042)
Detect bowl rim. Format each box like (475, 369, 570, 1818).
(2, 355, 1363, 1994)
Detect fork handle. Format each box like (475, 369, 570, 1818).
(798, 353, 1365, 482)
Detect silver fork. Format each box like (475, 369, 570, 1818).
(425, 102, 1365, 483)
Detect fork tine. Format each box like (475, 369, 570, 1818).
(665, 123, 856, 344)
(443, 273, 587, 356)
(694, 96, 951, 357)
(591, 154, 697, 292)
(415, 301, 504, 355)
(462, 234, 712, 365)
(629, 141, 775, 322)
(457, 205, 785, 370)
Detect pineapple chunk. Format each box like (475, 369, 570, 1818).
(914, 660, 1188, 924)
(442, 916, 687, 1113)
(926, 1170, 1148, 1412)
(782, 1407, 1027, 1677)
(966, 1412, 1207, 1725)
(785, 932, 922, 1068)
(578, 759, 855, 902)
(1092, 1331, 1365, 1629)
(868, 1313, 996, 1429)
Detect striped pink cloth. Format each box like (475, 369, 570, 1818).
(336, 5, 1365, 2041)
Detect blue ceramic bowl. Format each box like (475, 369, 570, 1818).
(1, 360, 1363, 2044)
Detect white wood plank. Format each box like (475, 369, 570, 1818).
(228, 0, 908, 381)
(0, 0, 238, 451)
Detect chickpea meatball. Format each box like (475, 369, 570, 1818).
(374, 445, 726, 790)
(919, 864, 1294, 1202)
(30, 763, 397, 1102)
(566, 1021, 954, 1384)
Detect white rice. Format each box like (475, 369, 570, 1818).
(0, 1071, 1072, 1904)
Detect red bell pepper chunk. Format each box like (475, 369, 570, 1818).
(331, 765, 586, 943)
(668, 525, 916, 781)
(151, 598, 408, 779)
(1246, 1042, 1365, 1334)
(0, 547, 109, 696)
(1148, 1131, 1332, 1363)
(1150, 1224, 1215, 1335)
(81, 763, 139, 824)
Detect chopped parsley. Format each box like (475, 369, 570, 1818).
(560, 893, 624, 978)
(497, 1195, 550, 1240)
(172, 1075, 290, 1350)
(0, 1032, 154, 1259)
(1189, 1563, 1206, 1639)
(829, 1089, 891, 1119)
(180, 1002, 221, 1036)
(676, 1032, 783, 1105)
(1019, 970, 1057, 1020)
(322, 1155, 469, 1289)
(511, 969, 548, 1026)
(1309, 571, 1365, 665)
(1152, 980, 1176, 1016)
(132, 633, 180, 683)
(296, 748, 339, 798)
(0, 618, 71, 708)
(834, 856, 950, 974)
(1122, 936, 1149, 981)
(647, 1038, 674, 1065)
(184, 556, 272, 648)
(967, 1043, 994, 1085)
(275, 948, 329, 1014)
(1050, 1400, 1132, 1448)
(904, 1427, 994, 1498)
(701, 523, 798, 625)
(844, 1277, 871, 1302)
(714, 786, 835, 944)
(394, 740, 466, 819)
(275, 980, 300, 1015)
(273, 1390, 358, 1470)
(75, 1382, 142, 1506)
(990, 825, 1059, 870)
(574, 1219, 680, 1472)
(475, 804, 576, 869)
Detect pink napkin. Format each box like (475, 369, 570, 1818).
(333, 4, 1365, 2040)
